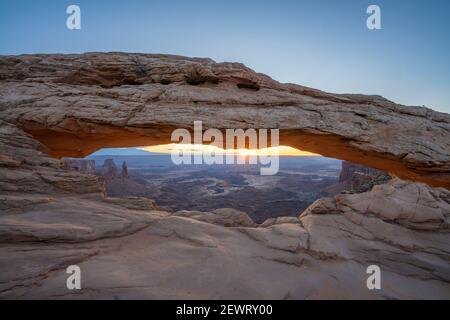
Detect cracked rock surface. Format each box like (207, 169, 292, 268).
(0, 53, 449, 188)
(0, 53, 449, 299)
(0, 126, 449, 299)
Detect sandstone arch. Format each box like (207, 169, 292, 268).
(1, 53, 450, 300)
(1, 53, 449, 189)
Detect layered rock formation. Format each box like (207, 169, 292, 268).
(0, 53, 449, 299)
(326, 161, 391, 194)
(97, 158, 149, 198)
(101, 159, 118, 180)
(1, 161, 449, 299)
(61, 158, 96, 175)
(0, 53, 449, 188)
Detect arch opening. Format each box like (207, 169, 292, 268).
(21, 122, 449, 189)
(61, 144, 392, 224)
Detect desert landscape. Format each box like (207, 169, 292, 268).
(86, 153, 343, 222)
(0, 53, 449, 299)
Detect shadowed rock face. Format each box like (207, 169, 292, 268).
(0, 53, 449, 188)
(102, 159, 118, 180)
(61, 158, 96, 175)
(326, 161, 391, 194)
(0, 53, 450, 299)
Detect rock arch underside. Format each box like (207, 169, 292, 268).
(0, 53, 449, 299)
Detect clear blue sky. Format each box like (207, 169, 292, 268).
(1, 0, 449, 113)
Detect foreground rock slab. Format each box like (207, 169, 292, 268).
(0, 53, 449, 299)
(1, 164, 449, 299)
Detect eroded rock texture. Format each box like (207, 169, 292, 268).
(0, 53, 449, 299)
(326, 160, 391, 194)
(0, 53, 449, 188)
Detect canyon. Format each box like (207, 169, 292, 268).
(0, 53, 449, 299)
(82, 155, 342, 223)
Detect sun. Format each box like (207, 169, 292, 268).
(138, 144, 321, 157)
